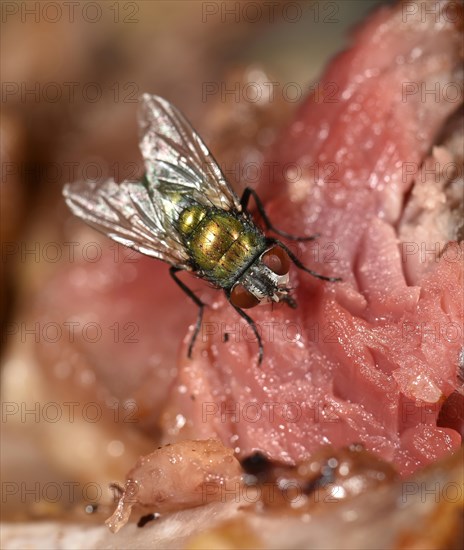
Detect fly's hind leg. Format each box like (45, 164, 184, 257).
(170, 267, 205, 358)
(240, 187, 319, 242)
(267, 238, 342, 282)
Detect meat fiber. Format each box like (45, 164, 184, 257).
(105, 439, 242, 533)
(106, 442, 398, 533)
(160, 0, 463, 476)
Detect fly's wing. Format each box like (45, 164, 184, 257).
(63, 178, 191, 269)
(138, 94, 242, 227)
(64, 96, 240, 270)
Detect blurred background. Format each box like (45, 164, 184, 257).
(1, 0, 388, 528)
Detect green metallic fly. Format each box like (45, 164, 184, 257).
(63, 94, 340, 365)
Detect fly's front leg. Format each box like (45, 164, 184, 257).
(267, 238, 342, 282)
(170, 267, 205, 358)
(240, 187, 319, 242)
(226, 290, 264, 366)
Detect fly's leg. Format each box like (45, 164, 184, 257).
(226, 293, 264, 366)
(267, 238, 342, 282)
(170, 267, 205, 358)
(240, 187, 319, 242)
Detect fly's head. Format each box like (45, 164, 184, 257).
(229, 245, 296, 309)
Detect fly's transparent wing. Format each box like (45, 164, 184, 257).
(138, 94, 242, 227)
(64, 96, 241, 269)
(63, 178, 191, 269)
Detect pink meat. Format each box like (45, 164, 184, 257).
(34, 0, 462, 479)
(36, 235, 194, 430)
(161, 0, 463, 475)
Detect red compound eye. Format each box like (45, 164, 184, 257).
(262, 246, 290, 275)
(230, 284, 260, 309)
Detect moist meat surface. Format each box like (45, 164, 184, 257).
(160, 0, 463, 476)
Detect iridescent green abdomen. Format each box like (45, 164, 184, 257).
(177, 204, 266, 287)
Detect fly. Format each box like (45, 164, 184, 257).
(63, 94, 340, 365)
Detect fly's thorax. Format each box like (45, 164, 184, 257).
(230, 245, 292, 309)
(178, 206, 266, 287)
(178, 204, 207, 236)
